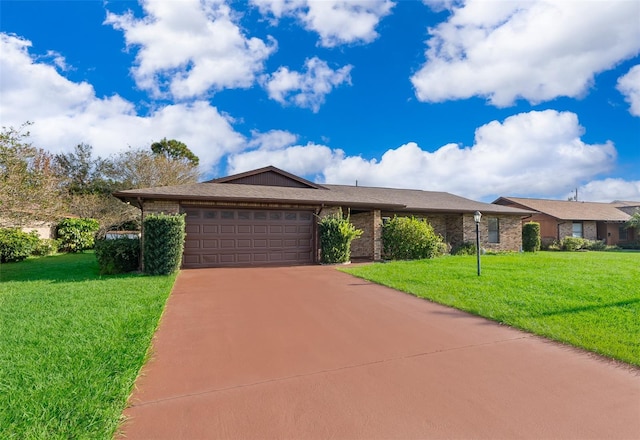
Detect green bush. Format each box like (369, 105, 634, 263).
(143, 213, 185, 275)
(522, 222, 541, 252)
(31, 238, 60, 256)
(0, 228, 40, 263)
(585, 240, 607, 251)
(57, 218, 100, 253)
(95, 238, 140, 274)
(451, 241, 477, 256)
(382, 216, 444, 260)
(318, 212, 362, 264)
(550, 237, 586, 251)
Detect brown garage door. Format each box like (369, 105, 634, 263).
(182, 207, 314, 268)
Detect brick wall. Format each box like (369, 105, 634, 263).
(349, 210, 382, 260)
(463, 214, 522, 252)
(558, 221, 597, 241)
(143, 200, 181, 216)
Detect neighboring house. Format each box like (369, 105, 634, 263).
(0, 218, 55, 239)
(114, 166, 532, 268)
(493, 197, 636, 246)
(612, 200, 640, 216)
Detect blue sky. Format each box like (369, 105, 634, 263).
(1, 0, 639, 202)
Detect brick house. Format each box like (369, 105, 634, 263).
(114, 166, 532, 268)
(493, 197, 637, 246)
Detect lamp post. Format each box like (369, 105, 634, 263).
(474, 211, 482, 276)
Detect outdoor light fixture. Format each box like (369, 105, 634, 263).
(474, 211, 482, 276)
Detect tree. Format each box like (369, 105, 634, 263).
(151, 138, 199, 166)
(107, 147, 200, 189)
(0, 124, 66, 227)
(54, 143, 113, 195)
(625, 211, 640, 230)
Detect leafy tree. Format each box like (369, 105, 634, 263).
(0, 124, 66, 227)
(54, 143, 113, 195)
(107, 147, 200, 189)
(151, 138, 199, 166)
(624, 211, 640, 230)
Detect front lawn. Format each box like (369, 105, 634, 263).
(343, 252, 640, 366)
(0, 253, 176, 439)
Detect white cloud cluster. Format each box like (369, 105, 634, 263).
(105, 0, 275, 99)
(228, 110, 619, 200)
(617, 65, 640, 117)
(228, 141, 344, 178)
(263, 57, 352, 112)
(0, 33, 244, 171)
(251, 0, 394, 47)
(412, 0, 640, 106)
(573, 179, 640, 202)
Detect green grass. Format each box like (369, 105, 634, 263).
(343, 252, 640, 366)
(0, 253, 176, 439)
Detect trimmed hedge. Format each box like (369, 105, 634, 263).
(382, 216, 444, 260)
(318, 212, 362, 264)
(0, 228, 40, 263)
(522, 222, 541, 252)
(95, 238, 140, 275)
(143, 213, 185, 275)
(451, 241, 477, 256)
(57, 218, 100, 253)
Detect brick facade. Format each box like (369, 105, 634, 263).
(350, 210, 382, 260)
(558, 221, 597, 241)
(143, 200, 181, 216)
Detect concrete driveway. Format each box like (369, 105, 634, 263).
(118, 266, 640, 439)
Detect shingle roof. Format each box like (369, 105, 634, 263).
(495, 197, 631, 222)
(115, 181, 532, 216)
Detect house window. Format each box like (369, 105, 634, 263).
(488, 217, 499, 243)
(572, 222, 583, 238)
(619, 226, 628, 241)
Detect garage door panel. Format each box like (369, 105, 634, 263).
(220, 225, 235, 234)
(182, 208, 314, 268)
(203, 225, 218, 234)
(220, 239, 236, 248)
(184, 239, 200, 249)
(186, 224, 200, 234)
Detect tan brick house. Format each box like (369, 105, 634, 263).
(115, 166, 532, 268)
(493, 197, 637, 246)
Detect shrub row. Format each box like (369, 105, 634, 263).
(0, 229, 61, 263)
(548, 237, 609, 251)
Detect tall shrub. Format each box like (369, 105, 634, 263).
(0, 228, 39, 263)
(382, 216, 444, 260)
(522, 222, 541, 252)
(318, 212, 362, 264)
(57, 218, 100, 252)
(143, 213, 185, 275)
(95, 238, 140, 275)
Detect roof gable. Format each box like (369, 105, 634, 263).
(207, 166, 325, 189)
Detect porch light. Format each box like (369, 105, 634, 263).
(474, 211, 482, 276)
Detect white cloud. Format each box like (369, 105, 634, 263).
(251, 0, 394, 47)
(228, 141, 344, 177)
(617, 65, 640, 117)
(571, 179, 640, 202)
(0, 33, 245, 171)
(105, 0, 275, 99)
(247, 129, 298, 150)
(229, 110, 620, 200)
(263, 57, 352, 112)
(411, 0, 640, 106)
